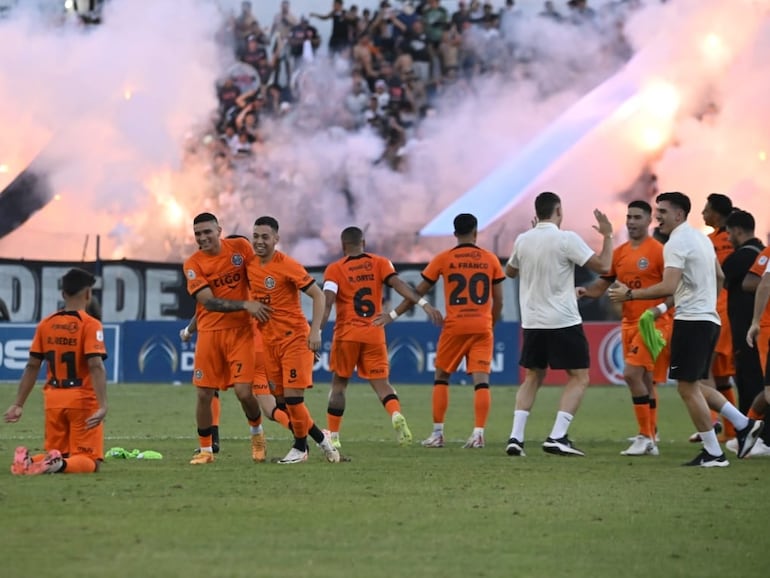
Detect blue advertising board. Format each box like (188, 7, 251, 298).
(0, 323, 121, 383)
(120, 321, 520, 385)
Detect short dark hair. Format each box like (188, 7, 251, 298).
(61, 268, 96, 296)
(628, 200, 652, 215)
(535, 191, 561, 220)
(341, 226, 364, 245)
(453, 213, 477, 236)
(707, 193, 733, 217)
(225, 234, 249, 240)
(725, 210, 755, 232)
(193, 212, 218, 225)
(254, 216, 279, 232)
(656, 191, 691, 216)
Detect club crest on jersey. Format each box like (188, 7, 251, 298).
(637, 258, 649, 270)
(759, 255, 769, 266)
(186, 269, 196, 279)
(232, 254, 244, 266)
(265, 276, 276, 289)
(194, 369, 203, 380)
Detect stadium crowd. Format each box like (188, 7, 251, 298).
(186, 0, 644, 217)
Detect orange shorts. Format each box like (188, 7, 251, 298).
(758, 325, 770, 376)
(193, 325, 255, 389)
(330, 339, 389, 380)
(264, 335, 315, 390)
(252, 349, 270, 395)
(622, 319, 671, 382)
(712, 312, 734, 377)
(435, 331, 493, 375)
(45, 407, 104, 460)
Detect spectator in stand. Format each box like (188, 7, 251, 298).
(539, 1, 564, 22)
(421, 0, 449, 82)
(270, 0, 298, 41)
(345, 72, 371, 128)
(288, 16, 321, 72)
(233, 1, 262, 52)
(405, 19, 432, 86)
(373, 78, 391, 114)
(217, 77, 241, 123)
(451, 1, 470, 31)
(239, 34, 268, 70)
(352, 31, 380, 89)
(311, 0, 353, 56)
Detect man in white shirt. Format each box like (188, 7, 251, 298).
(610, 192, 764, 467)
(504, 191, 613, 457)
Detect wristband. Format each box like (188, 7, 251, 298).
(417, 297, 428, 308)
(389, 310, 399, 320)
(656, 303, 668, 314)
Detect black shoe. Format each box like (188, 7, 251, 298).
(683, 449, 729, 467)
(506, 438, 525, 457)
(736, 419, 764, 459)
(542, 436, 585, 456)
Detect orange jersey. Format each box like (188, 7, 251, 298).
(604, 237, 667, 323)
(183, 237, 253, 332)
(29, 310, 107, 410)
(251, 318, 264, 353)
(422, 243, 505, 334)
(247, 251, 316, 344)
(324, 253, 397, 344)
(709, 228, 732, 314)
(749, 247, 770, 328)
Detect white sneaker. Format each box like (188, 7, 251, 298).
(463, 431, 485, 448)
(421, 431, 444, 448)
(725, 438, 739, 454)
(319, 434, 341, 463)
(620, 435, 658, 456)
(628, 431, 660, 443)
(749, 438, 770, 458)
(278, 447, 308, 464)
(322, 429, 342, 449)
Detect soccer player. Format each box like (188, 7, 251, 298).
(610, 192, 763, 466)
(505, 192, 613, 457)
(248, 215, 340, 464)
(180, 315, 292, 459)
(320, 226, 443, 448)
(697, 193, 738, 441)
(385, 213, 504, 449)
(578, 200, 672, 456)
(184, 213, 270, 465)
(5, 268, 108, 475)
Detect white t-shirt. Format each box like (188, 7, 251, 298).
(663, 221, 720, 324)
(507, 222, 594, 329)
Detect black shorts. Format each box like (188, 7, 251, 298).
(669, 319, 720, 382)
(520, 324, 590, 370)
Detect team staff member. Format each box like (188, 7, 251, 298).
(579, 200, 672, 456)
(610, 192, 763, 466)
(386, 213, 505, 450)
(184, 213, 269, 465)
(248, 216, 340, 464)
(505, 193, 613, 457)
(6, 268, 108, 475)
(322, 226, 442, 448)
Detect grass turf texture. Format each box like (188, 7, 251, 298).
(1, 383, 767, 578)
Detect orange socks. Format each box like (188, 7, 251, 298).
(473, 384, 490, 428)
(432, 381, 449, 423)
(285, 398, 310, 439)
(382, 394, 401, 417)
(64, 454, 98, 473)
(632, 396, 653, 438)
(748, 407, 765, 421)
(327, 409, 343, 434)
(271, 407, 292, 430)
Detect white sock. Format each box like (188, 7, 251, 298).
(201, 446, 213, 453)
(699, 429, 723, 456)
(510, 410, 529, 441)
(719, 402, 749, 432)
(549, 411, 574, 440)
(473, 427, 484, 436)
(433, 423, 444, 434)
(250, 425, 263, 435)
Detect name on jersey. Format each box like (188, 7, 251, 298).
(450, 262, 489, 270)
(47, 336, 78, 346)
(348, 262, 373, 272)
(212, 271, 243, 289)
(52, 322, 79, 334)
(348, 274, 375, 283)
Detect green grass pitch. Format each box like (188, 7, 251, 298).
(0, 382, 767, 578)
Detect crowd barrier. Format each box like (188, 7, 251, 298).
(0, 321, 627, 385)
